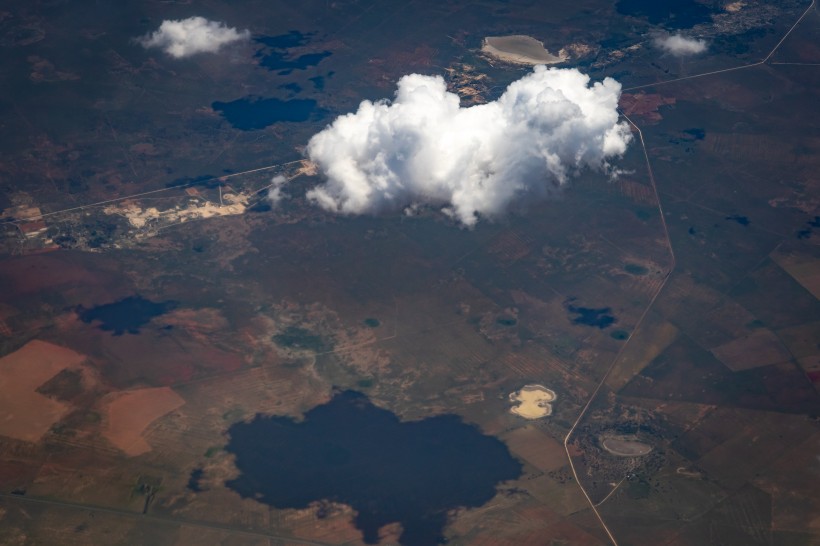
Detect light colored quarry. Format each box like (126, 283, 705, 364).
(482, 35, 567, 65)
(509, 384, 556, 419)
(104, 191, 249, 233)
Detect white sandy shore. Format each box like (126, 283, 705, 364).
(509, 384, 556, 419)
(482, 35, 566, 65)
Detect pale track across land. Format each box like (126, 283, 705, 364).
(0, 160, 304, 227)
(562, 2, 816, 544)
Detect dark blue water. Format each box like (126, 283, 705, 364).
(279, 82, 302, 95)
(212, 97, 317, 130)
(309, 75, 325, 90)
(797, 216, 820, 239)
(187, 468, 204, 492)
(683, 128, 705, 140)
(224, 390, 522, 545)
(567, 302, 616, 329)
(255, 32, 332, 75)
(725, 215, 750, 226)
(76, 296, 176, 335)
(616, 0, 712, 28)
(257, 31, 306, 50)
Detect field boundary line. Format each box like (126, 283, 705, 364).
(562, 112, 676, 546)
(623, 0, 815, 92)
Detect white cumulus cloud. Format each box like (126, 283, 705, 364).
(305, 66, 632, 226)
(654, 33, 707, 56)
(139, 16, 250, 58)
(267, 175, 289, 205)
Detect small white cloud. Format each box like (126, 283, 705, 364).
(139, 16, 250, 58)
(267, 175, 288, 205)
(654, 33, 707, 56)
(305, 66, 632, 227)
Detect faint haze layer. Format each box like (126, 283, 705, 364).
(305, 66, 632, 226)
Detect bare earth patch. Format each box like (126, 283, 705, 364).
(101, 387, 185, 456)
(482, 35, 566, 65)
(502, 425, 566, 471)
(0, 340, 86, 442)
(725, 1, 745, 13)
(771, 248, 820, 300)
(619, 92, 676, 123)
(103, 191, 248, 233)
(710, 329, 792, 371)
(509, 384, 556, 419)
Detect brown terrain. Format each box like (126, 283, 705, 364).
(0, 341, 86, 442)
(101, 387, 186, 456)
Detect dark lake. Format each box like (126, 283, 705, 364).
(255, 31, 332, 74)
(76, 295, 176, 335)
(797, 216, 820, 239)
(187, 468, 204, 492)
(257, 31, 306, 50)
(224, 390, 522, 545)
(725, 214, 750, 226)
(567, 302, 617, 329)
(616, 0, 712, 28)
(212, 97, 317, 130)
(624, 263, 649, 275)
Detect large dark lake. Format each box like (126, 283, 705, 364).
(212, 97, 318, 130)
(225, 390, 522, 545)
(76, 295, 176, 335)
(616, 0, 712, 28)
